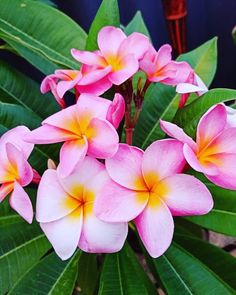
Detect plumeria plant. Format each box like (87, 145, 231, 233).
(0, 0, 236, 294)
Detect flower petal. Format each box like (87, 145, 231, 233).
(10, 181, 33, 223)
(106, 93, 125, 128)
(40, 208, 83, 260)
(77, 75, 112, 96)
(94, 170, 149, 222)
(142, 139, 186, 189)
(56, 72, 82, 98)
(36, 169, 79, 222)
(86, 118, 119, 159)
(155, 44, 172, 68)
(210, 127, 236, 154)
(105, 144, 147, 190)
(0, 182, 14, 202)
(135, 197, 174, 258)
(71, 49, 105, 66)
(158, 174, 213, 216)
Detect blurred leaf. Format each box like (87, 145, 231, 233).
(133, 37, 218, 149)
(0, 0, 87, 74)
(0, 60, 59, 118)
(124, 11, 150, 37)
(9, 251, 81, 295)
(175, 234, 236, 289)
(174, 88, 236, 138)
(86, 0, 120, 51)
(148, 243, 234, 295)
(233, 26, 236, 45)
(0, 221, 50, 294)
(98, 243, 157, 295)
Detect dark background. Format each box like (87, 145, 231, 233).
(1, 0, 236, 89)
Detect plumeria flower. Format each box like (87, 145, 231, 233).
(225, 105, 236, 127)
(41, 67, 112, 108)
(25, 93, 124, 177)
(139, 44, 193, 86)
(0, 126, 34, 223)
(71, 26, 150, 85)
(176, 73, 208, 108)
(161, 104, 236, 189)
(94, 142, 213, 258)
(37, 157, 128, 260)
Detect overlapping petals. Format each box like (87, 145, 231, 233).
(0, 126, 34, 223)
(37, 157, 128, 260)
(161, 104, 236, 189)
(95, 142, 213, 258)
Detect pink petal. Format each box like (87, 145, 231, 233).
(0, 182, 14, 202)
(71, 49, 105, 66)
(36, 169, 79, 223)
(79, 66, 111, 85)
(108, 54, 139, 85)
(59, 156, 104, 198)
(86, 118, 119, 159)
(79, 213, 128, 253)
(106, 93, 125, 128)
(135, 197, 174, 258)
(159, 174, 213, 216)
(94, 171, 149, 222)
(118, 32, 150, 59)
(56, 71, 82, 98)
(226, 106, 236, 128)
(98, 26, 126, 57)
(105, 144, 147, 190)
(142, 139, 186, 189)
(77, 76, 112, 96)
(10, 181, 33, 223)
(40, 208, 83, 260)
(197, 104, 227, 149)
(209, 127, 236, 154)
(58, 137, 88, 178)
(155, 44, 172, 68)
(161, 61, 193, 85)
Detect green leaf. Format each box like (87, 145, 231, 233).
(233, 26, 236, 45)
(148, 243, 234, 295)
(0, 60, 59, 118)
(124, 11, 150, 37)
(174, 88, 236, 137)
(0, 222, 50, 294)
(86, 0, 120, 51)
(98, 243, 157, 295)
(133, 37, 218, 149)
(175, 234, 236, 289)
(9, 251, 81, 295)
(0, 0, 87, 74)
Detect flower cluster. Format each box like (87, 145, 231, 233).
(1, 26, 236, 260)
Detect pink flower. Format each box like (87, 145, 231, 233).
(0, 126, 34, 223)
(71, 26, 150, 85)
(139, 44, 193, 86)
(24, 93, 124, 177)
(94, 142, 213, 258)
(41, 68, 112, 108)
(176, 73, 208, 108)
(161, 104, 236, 189)
(37, 157, 128, 260)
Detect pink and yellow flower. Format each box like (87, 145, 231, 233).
(0, 126, 34, 223)
(161, 104, 236, 189)
(71, 26, 150, 85)
(25, 93, 124, 177)
(94, 142, 213, 258)
(37, 157, 128, 260)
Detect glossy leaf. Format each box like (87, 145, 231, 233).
(133, 38, 218, 149)
(98, 243, 157, 295)
(0, 222, 50, 294)
(86, 0, 120, 51)
(174, 88, 236, 137)
(0, 0, 87, 74)
(124, 11, 150, 37)
(149, 243, 234, 295)
(9, 251, 81, 295)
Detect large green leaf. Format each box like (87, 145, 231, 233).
(124, 11, 150, 37)
(0, 0, 87, 74)
(175, 234, 236, 289)
(174, 88, 236, 137)
(98, 243, 157, 295)
(0, 60, 59, 118)
(9, 251, 81, 295)
(149, 243, 234, 295)
(133, 37, 218, 149)
(0, 222, 50, 294)
(86, 0, 120, 51)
